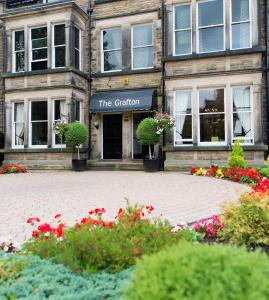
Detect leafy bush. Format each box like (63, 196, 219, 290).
(66, 122, 89, 148)
(258, 167, 269, 179)
(25, 205, 183, 273)
(0, 253, 132, 300)
(228, 141, 247, 169)
(123, 242, 269, 300)
(219, 192, 269, 246)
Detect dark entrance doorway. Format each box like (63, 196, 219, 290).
(103, 114, 122, 159)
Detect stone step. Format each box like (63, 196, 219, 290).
(88, 160, 144, 171)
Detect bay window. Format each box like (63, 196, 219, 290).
(53, 100, 67, 147)
(197, 0, 224, 53)
(174, 4, 192, 55)
(30, 27, 48, 71)
(232, 86, 253, 144)
(231, 0, 251, 49)
(132, 23, 154, 69)
(12, 103, 24, 148)
(30, 101, 48, 147)
(198, 88, 225, 144)
(102, 28, 122, 72)
(52, 24, 66, 68)
(74, 26, 81, 70)
(174, 91, 192, 145)
(13, 30, 25, 73)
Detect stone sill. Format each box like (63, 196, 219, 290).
(3, 67, 88, 79)
(2, 148, 88, 153)
(163, 46, 266, 63)
(91, 68, 162, 78)
(163, 145, 267, 152)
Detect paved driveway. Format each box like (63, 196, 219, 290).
(0, 171, 247, 242)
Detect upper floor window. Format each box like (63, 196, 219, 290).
(197, 0, 224, 53)
(74, 26, 82, 70)
(102, 28, 122, 72)
(174, 4, 192, 56)
(231, 0, 251, 49)
(52, 24, 66, 68)
(30, 27, 48, 71)
(13, 30, 25, 73)
(132, 23, 154, 70)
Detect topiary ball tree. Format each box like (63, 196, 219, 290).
(66, 122, 89, 160)
(136, 118, 160, 159)
(123, 242, 269, 300)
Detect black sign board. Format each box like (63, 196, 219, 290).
(90, 89, 155, 113)
(6, 0, 39, 8)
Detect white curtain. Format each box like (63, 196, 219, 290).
(175, 91, 191, 141)
(60, 101, 67, 122)
(233, 87, 251, 140)
(15, 103, 24, 146)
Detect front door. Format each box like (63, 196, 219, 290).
(103, 114, 122, 159)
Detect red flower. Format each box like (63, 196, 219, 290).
(37, 223, 53, 233)
(54, 223, 65, 237)
(32, 230, 39, 238)
(54, 214, 61, 219)
(146, 205, 154, 212)
(26, 217, 40, 224)
(81, 217, 88, 224)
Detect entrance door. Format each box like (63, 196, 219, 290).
(103, 114, 122, 159)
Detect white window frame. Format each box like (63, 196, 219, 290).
(12, 102, 24, 149)
(29, 100, 48, 149)
(101, 27, 122, 73)
(12, 30, 25, 73)
(196, 0, 225, 54)
(131, 23, 154, 70)
(197, 87, 227, 146)
(52, 99, 67, 148)
(29, 25, 48, 71)
(52, 23, 66, 69)
(173, 90, 193, 146)
(173, 4, 192, 56)
(74, 26, 82, 71)
(231, 85, 254, 145)
(230, 0, 252, 50)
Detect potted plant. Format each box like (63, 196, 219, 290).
(66, 122, 89, 172)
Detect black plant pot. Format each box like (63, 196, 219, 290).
(72, 159, 87, 172)
(143, 158, 159, 172)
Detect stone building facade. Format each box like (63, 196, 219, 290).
(0, 0, 268, 169)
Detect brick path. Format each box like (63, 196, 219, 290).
(0, 171, 247, 242)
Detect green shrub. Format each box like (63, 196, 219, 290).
(25, 205, 183, 273)
(0, 253, 132, 300)
(218, 192, 269, 246)
(259, 167, 269, 179)
(228, 141, 247, 169)
(123, 242, 269, 300)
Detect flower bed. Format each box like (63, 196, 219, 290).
(0, 164, 28, 175)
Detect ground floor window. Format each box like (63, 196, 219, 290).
(30, 101, 48, 147)
(53, 100, 67, 147)
(12, 103, 24, 148)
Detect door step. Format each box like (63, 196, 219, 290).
(88, 160, 144, 171)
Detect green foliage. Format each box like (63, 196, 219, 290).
(123, 242, 269, 300)
(25, 209, 183, 273)
(0, 253, 133, 300)
(66, 122, 89, 148)
(228, 141, 247, 169)
(218, 192, 269, 246)
(136, 118, 160, 146)
(258, 167, 269, 179)
(0, 254, 28, 281)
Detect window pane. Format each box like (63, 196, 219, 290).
(133, 47, 153, 69)
(15, 31, 24, 51)
(133, 24, 153, 47)
(232, 22, 250, 49)
(175, 30, 191, 55)
(74, 27, 80, 49)
(200, 114, 225, 142)
(54, 24, 65, 45)
(32, 61, 47, 71)
(104, 50, 122, 71)
(32, 27, 47, 39)
(33, 49, 47, 60)
(175, 91, 192, 114)
(32, 38, 47, 49)
(15, 123, 24, 146)
(175, 5, 191, 30)
(232, 0, 249, 22)
(31, 101, 47, 121)
(75, 49, 80, 69)
(198, 0, 223, 27)
(75, 101, 80, 122)
(175, 115, 192, 142)
(233, 112, 252, 139)
(199, 26, 224, 52)
(233, 87, 250, 111)
(199, 89, 224, 113)
(14, 103, 24, 122)
(54, 100, 61, 120)
(103, 28, 121, 50)
(55, 46, 65, 68)
(16, 52, 24, 72)
(32, 122, 48, 145)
